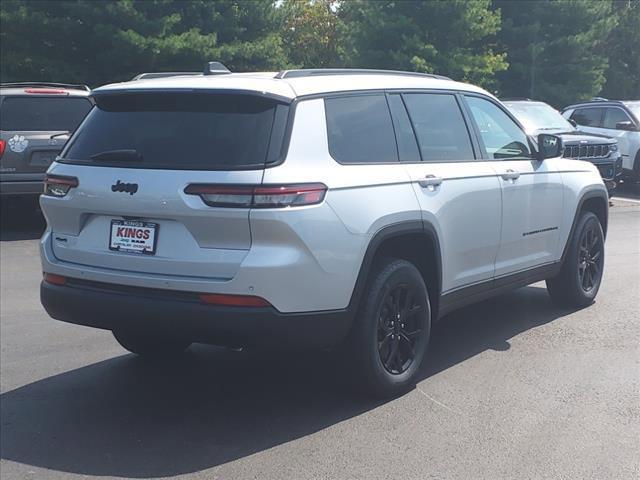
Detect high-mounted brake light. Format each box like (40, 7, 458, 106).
(199, 293, 271, 307)
(184, 183, 327, 208)
(24, 88, 68, 95)
(44, 174, 79, 197)
(0, 139, 5, 158)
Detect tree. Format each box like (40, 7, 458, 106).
(338, 0, 508, 89)
(281, 0, 343, 68)
(496, 0, 616, 108)
(601, 0, 640, 99)
(0, 0, 289, 87)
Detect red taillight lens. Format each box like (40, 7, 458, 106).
(43, 273, 67, 286)
(44, 174, 78, 197)
(0, 139, 5, 158)
(199, 293, 271, 307)
(185, 183, 327, 208)
(24, 88, 67, 95)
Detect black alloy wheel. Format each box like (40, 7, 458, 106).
(377, 284, 423, 375)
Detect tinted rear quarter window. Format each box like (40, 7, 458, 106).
(0, 96, 92, 131)
(63, 93, 288, 170)
(571, 107, 604, 127)
(325, 95, 398, 163)
(402, 93, 475, 161)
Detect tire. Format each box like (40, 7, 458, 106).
(113, 329, 191, 357)
(633, 151, 640, 183)
(344, 258, 431, 398)
(546, 211, 605, 308)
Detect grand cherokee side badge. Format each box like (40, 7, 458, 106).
(111, 180, 138, 195)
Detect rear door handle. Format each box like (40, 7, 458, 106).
(418, 175, 444, 188)
(501, 169, 520, 181)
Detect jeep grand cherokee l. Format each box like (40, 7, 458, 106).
(40, 65, 609, 397)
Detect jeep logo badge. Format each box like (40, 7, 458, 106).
(111, 180, 138, 195)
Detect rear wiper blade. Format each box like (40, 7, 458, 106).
(90, 149, 143, 162)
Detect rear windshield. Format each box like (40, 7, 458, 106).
(0, 96, 92, 131)
(61, 92, 289, 170)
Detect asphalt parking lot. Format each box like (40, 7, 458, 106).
(1, 192, 639, 480)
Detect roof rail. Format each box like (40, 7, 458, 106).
(591, 97, 609, 102)
(501, 97, 533, 102)
(203, 62, 231, 76)
(274, 68, 452, 81)
(0, 82, 90, 91)
(132, 72, 201, 81)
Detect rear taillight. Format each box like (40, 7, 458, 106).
(199, 293, 271, 307)
(24, 88, 67, 95)
(0, 139, 5, 158)
(185, 183, 327, 208)
(43, 273, 67, 286)
(44, 174, 78, 197)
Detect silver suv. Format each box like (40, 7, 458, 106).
(0, 83, 92, 195)
(40, 65, 609, 397)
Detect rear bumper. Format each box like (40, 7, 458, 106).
(0, 180, 43, 195)
(40, 279, 353, 349)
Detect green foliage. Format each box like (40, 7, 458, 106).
(495, 0, 616, 107)
(601, 0, 640, 99)
(338, 0, 508, 89)
(0, 0, 637, 106)
(0, 0, 289, 86)
(281, 0, 344, 68)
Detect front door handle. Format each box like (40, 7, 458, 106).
(501, 169, 520, 181)
(418, 175, 444, 189)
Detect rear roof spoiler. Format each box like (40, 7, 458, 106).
(0, 82, 90, 91)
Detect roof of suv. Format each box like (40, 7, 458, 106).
(92, 69, 491, 101)
(0, 82, 91, 97)
(563, 99, 640, 111)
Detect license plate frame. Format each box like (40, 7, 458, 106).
(109, 219, 159, 255)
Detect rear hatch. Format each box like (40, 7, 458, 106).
(0, 95, 92, 175)
(44, 91, 290, 280)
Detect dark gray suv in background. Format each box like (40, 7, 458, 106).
(0, 83, 92, 196)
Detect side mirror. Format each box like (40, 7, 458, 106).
(537, 134, 563, 160)
(568, 118, 577, 128)
(616, 121, 637, 132)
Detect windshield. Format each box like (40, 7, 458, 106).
(626, 103, 640, 120)
(0, 96, 92, 131)
(504, 102, 574, 131)
(62, 92, 289, 170)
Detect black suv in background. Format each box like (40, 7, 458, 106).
(0, 83, 93, 196)
(504, 99, 623, 193)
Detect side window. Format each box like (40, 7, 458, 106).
(465, 96, 533, 160)
(402, 93, 475, 161)
(325, 95, 398, 163)
(603, 107, 631, 129)
(571, 107, 603, 127)
(387, 94, 421, 162)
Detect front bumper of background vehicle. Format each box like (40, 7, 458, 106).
(40, 278, 353, 348)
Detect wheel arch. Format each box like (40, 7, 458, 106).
(561, 189, 609, 265)
(347, 221, 443, 320)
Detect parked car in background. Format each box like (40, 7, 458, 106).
(39, 65, 609, 397)
(562, 99, 640, 184)
(0, 83, 93, 196)
(504, 99, 623, 194)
